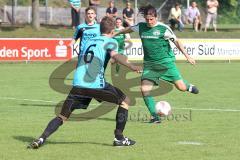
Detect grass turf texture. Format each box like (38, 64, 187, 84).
(0, 61, 239, 160)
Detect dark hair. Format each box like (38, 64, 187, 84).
(100, 16, 115, 34)
(115, 17, 123, 22)
(138, 4, 157, 17)
(175, 2, 180, 7)
(85, 6, 96, 14)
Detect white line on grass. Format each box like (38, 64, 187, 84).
(177, 141, 204, 146)
(1, 96, 240, 112)
(0, 97, 56, 103)
(173, 107, 240, 112)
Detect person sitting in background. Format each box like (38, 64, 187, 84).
(106, 0, 118, 18)
(169, 3, 184, 32)
(122, 1, 134, 27)
(185, 1, 202, 32)
(69, 0, 81, 29)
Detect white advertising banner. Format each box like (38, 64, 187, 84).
(125, 39, 240, 60)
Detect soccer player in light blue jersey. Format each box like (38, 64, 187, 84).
(70, 7, 100, 56)
(28, 16, 142, 149)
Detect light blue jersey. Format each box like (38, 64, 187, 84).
(73, 36, 118, 88)
(73, 22, 100, 55)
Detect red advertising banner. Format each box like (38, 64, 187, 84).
(0, 38, 72, 61)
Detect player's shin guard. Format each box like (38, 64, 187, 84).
(143, 96, 159, 120)
(115, 107, 128, 140)
(39, 116, 63, 141)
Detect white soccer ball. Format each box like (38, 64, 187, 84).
(155, 101, 172, 116)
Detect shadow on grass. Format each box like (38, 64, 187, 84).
(13, 135, 112, 147)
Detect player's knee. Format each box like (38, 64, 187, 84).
(141, 87, 150, 96)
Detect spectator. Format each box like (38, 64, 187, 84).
(204, 0, 219, 32)
(169, 3, 184, 32)
(122, 1, 134, 27)
(185, 1, 202, 32)
(69, 0, 81, 29)
(106, 0, 118, 18)
(89, 0, 100, 7)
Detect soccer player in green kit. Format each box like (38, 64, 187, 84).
(114, 5, 199, 123)
(112, 17, 130, 75)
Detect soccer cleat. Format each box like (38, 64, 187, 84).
(188, 84, 199, 94)
(148, 117, 161, 124)
(113, 137, 136, 146)
(27, 138, 44, 149)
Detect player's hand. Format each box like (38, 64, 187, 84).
(130, 65, 143, 73)
(187, 57, 196, 65)
(68, 40, 75, 48)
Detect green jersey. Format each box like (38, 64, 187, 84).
(131, 22, 177, 69)
(113, 27, 126, 54)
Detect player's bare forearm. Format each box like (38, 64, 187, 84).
(113, 27, 133, 37)
(111, 52, 142, 73)
(112, 54, 131, 68)
(175, 39, 196, 65)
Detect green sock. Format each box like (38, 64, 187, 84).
(143, 96, 159, 119)
(183, 79, 190, 91)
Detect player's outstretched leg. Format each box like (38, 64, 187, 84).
(113, 100, 136, 146)
(175, 80, 199, 94)
(28, 90, 77, 149)
(27, 116, 64, 149)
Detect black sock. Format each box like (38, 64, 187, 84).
(115, 107, 128, 140)
(39, 117, 63, 140)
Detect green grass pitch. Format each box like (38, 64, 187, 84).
(0, 61, 239, 160)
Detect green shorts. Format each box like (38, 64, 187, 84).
(141, 63, 182, 85)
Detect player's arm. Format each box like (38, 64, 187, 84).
(110, 50, 142, 73)
(113, 23, 139, 37)
(68, 26, 83, 47)
(174, 39, 195, 65)
(113, 27, 133, 37)
(164, 26, 196, 65)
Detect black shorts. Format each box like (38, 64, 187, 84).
(60, 82, 126, 118)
